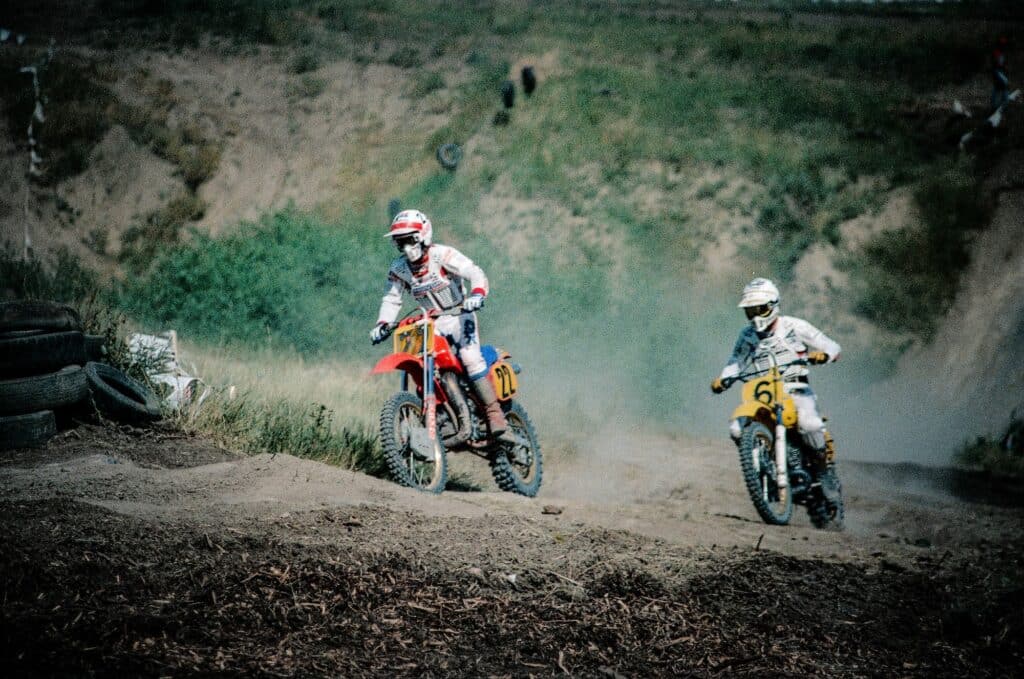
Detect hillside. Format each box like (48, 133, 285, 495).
(2, 0, 1022, 459)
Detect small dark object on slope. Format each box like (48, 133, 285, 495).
(501, 79, 515, 108)
(522, 66, 536, 95)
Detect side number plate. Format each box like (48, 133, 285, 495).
(490, 361, 517, 401)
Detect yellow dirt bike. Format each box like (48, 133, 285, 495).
(723, 356, 843, 529)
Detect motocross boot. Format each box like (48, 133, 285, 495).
(819, 468, 841, 505)
(472, 376, 515, 443)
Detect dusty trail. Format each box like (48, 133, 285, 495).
(1, 423, 1021, 676)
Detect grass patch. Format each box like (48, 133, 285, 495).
(286, 74, 327, 99)
(178, 392, 388, 476)
(410, 70, 445, 98)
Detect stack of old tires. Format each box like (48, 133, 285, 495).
(0, 300, 162, 451)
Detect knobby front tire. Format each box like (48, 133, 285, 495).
(379, 391, 448, 494)
(739, 421, 793, 525)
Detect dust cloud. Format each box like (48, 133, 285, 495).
(491, 278, 741, 502)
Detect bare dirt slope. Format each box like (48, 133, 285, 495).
(2, 424, 1021, 676)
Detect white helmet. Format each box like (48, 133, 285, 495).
(738, 277, 780, 333)
(386, 209, 433, 262)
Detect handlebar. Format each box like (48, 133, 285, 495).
(373, 305, 471, 344)
(721, 358, 810, 389)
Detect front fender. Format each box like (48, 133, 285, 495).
(372, 353, 422, 375)
(731, 401, 774, 425)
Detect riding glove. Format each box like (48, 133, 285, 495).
(710, 377, 725, 394)
(807, 351, 829, 365)
(464, 293, 485, 312)
(370, 322, 391, 344)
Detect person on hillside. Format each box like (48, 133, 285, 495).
(370, 209, 511, 441)
(992, 35, 1010, 113)
(710, 277, 842, 500)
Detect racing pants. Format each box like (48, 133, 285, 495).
(434, 312, 488, 378)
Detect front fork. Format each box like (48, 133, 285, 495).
(774, 403, 788, 489)
(423, 352, 437, 440)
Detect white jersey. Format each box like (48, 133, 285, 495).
(376, 244, 489, 324)
(720, 316, 841, 385)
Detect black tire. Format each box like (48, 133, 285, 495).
(521, 66, 536, 95)
(0, 365, 88, 416)
(84, 362, 161, 424)
(808, 467, 845, 530)
(436, 143, 462, 170)
(0, 410, 56, 450)
(739, 421, 793, 525)
(0, 331, 86, 378)
(84, 334, 106, 361)
(501, 79, 515, 108)
(379, 391, 447, 494)
(0, 300, 81, 333)
(489, 401, 543, 497)
(0, 329, 47, 339)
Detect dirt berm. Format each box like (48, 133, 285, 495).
(1, 423, 1022, 677)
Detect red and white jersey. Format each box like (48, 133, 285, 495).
(720, 315, 841, 384)
(377, 244, 489, 324)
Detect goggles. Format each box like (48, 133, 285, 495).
(743, 303, 773, 320)
(393, 234, 420, 250)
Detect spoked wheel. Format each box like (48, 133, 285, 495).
(489, 401, 543, 497)
(808, 466, 845, 530)
(738, 422, 793, 525)
(379, 392, 447, 494)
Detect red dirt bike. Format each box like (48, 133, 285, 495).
(371, 305, 542, 496)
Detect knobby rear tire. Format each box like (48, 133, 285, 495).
(739, 421, 793, 525)
(489, 401, 543, 497)
(808, 467, 845, 530)
(379, 391, 448, 494)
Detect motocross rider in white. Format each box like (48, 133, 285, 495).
(711, 278, 841, 497)
(371, 209, 511, 441)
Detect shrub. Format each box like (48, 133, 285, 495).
(117, 207, 383, 357)
(411, 70, 445, 98)
(120, 192, 206, 274)
(387, 49, 422, 69)
(956, 415, 1024, 479)
(290, 50, 320, 74)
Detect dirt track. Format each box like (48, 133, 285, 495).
(1, 423, 1022, 677)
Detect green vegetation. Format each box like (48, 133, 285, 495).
(853, 164, 990, 337)
(117, 207, 384, 355)
(956, 415, 1024, 479)
(180, 394, 388, 475)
